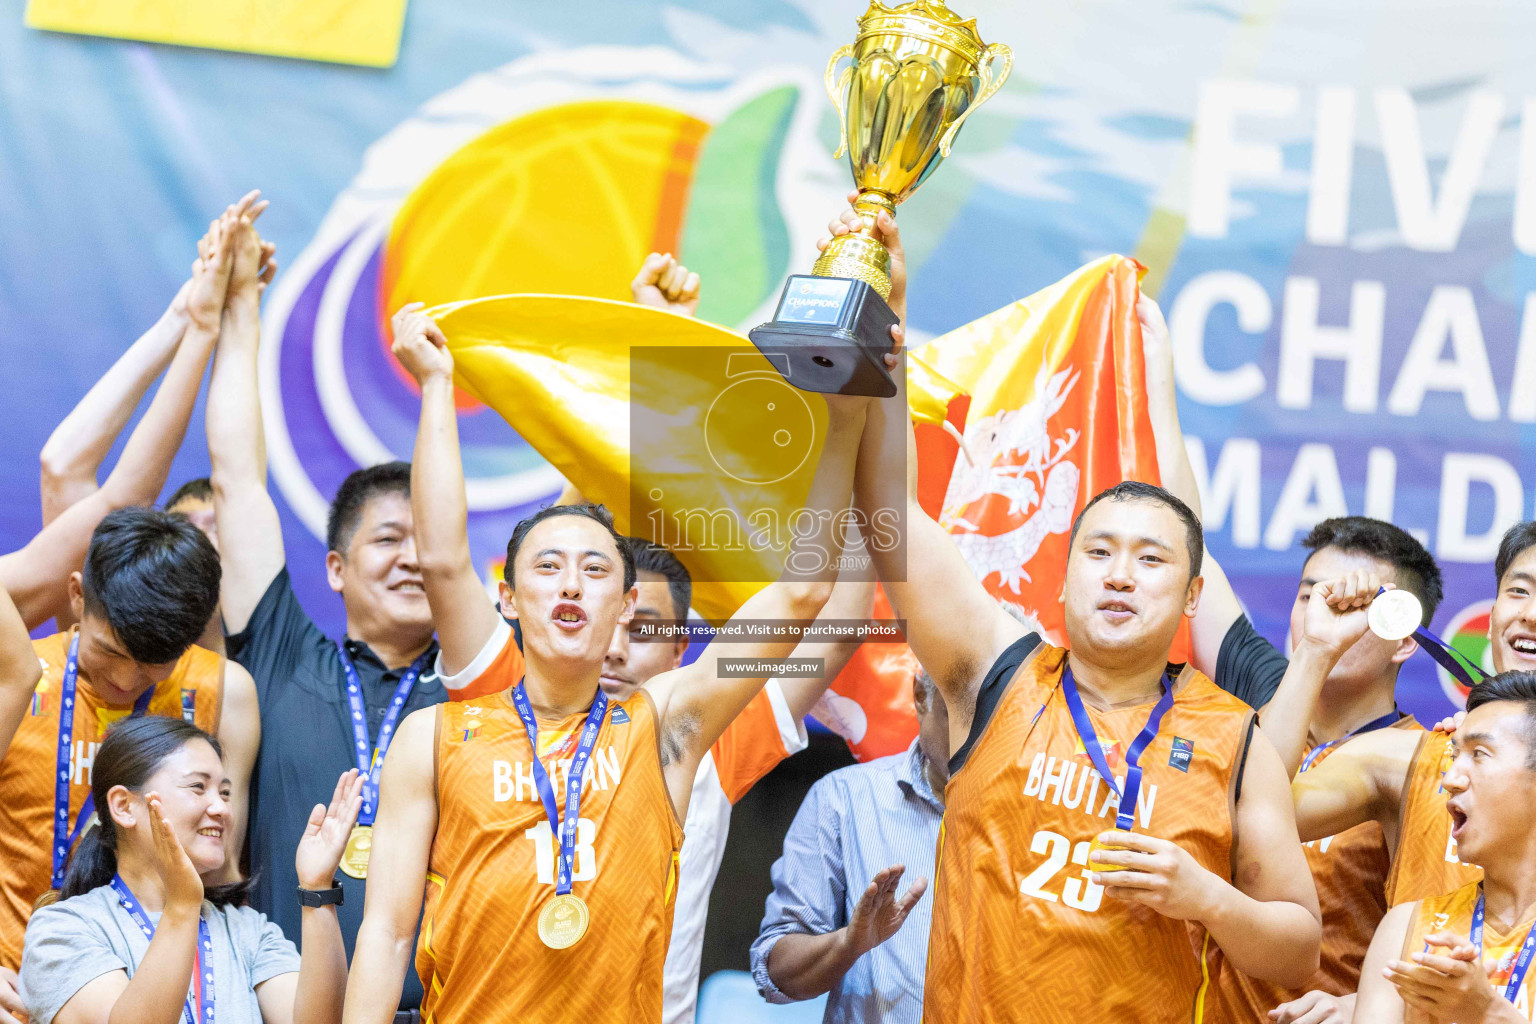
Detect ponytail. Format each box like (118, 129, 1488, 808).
(59, 820, 119, 901)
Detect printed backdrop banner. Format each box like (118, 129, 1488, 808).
(5, 1, 1536, 722)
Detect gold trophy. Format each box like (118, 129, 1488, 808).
(749, 0, 1011, 396)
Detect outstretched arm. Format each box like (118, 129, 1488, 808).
(207, 194, 286, 635)
(1353, 902, 1415, 1024)
(0, 206, 240, 630)
(554, 258, 711, 512)
(38, 284, 189, 523)
(392, 304, 501, 674)
(343, 708, 438, 1024)
(1139, 294, 1244, 678)
(0, 583, 41, 757)
(774, 573, 877, 723)
(1091, 727, 1322, 988)
(846, 207, 1020, 731)
(650, 387, 877, 816)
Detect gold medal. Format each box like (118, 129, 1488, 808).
(339, 825, 373, 879)
(537, 893, 589, 949)
(1086, 837, 1127, 873)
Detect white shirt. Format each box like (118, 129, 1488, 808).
(663, 678, 806, 1024)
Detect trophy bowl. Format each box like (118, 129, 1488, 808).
(749, 0, 1012, 396)
(817, 0, 1014, 295)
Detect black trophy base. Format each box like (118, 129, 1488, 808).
(747, 274, 899, 397)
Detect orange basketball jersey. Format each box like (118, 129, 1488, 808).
(1216, 718, 1420, 1020)
(1405, 881, 1534, 1018)
(417, 689, 684, 1024)
(0, 631, 225, 968)
(1386, 731, 1483, 906)
(710, 685, 801, 803)
(924, 640, 1255, 1024)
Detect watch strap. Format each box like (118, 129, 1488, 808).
(297, 879, 345, 907)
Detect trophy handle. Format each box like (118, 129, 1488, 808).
(824, 44, 854, 159)
(938, 42, 1014, 158)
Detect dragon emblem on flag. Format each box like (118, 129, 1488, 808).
(941, 362, 1082, 603)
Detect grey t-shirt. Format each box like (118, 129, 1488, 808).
(19, 885, 300, 1024)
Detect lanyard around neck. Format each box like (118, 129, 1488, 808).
(336, 644, 431, 827)
(1298, 709, 1402, 773)
(1059, 664, 1174, 830)
(1470, 887, 1536, 1004)
(53, 633, 153, 888)
(509, 680, 609, 895)
(110, 874, 214, 1024)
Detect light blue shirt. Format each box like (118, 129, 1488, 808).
(751, 740, 943, 1024)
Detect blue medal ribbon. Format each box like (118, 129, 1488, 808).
(1411, 626, 1488, 690)
(53, 634, 153, 888)
(509, 679, 609, 895)
(1298, 710, 1403, 774)
(1470, 886, 1536, 1004)
(1060, 665, 1175, 830)
(336, 645, 431, 827)
(1377, 588, 1488, 689)
(110, 874, 214, 1024)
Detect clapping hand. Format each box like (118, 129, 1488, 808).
(1384, 933, 1499, 1024)
(184, 213, 236, 334)
(631, 253, 701, 315)
(295, 770, 364, 891)
(139, 793, 206, 916)
(843, 864, 928, 959)
(197, 192, 276, 296)
(225, 191, 275, 298)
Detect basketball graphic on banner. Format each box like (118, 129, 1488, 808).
(259, 48, 844, 559)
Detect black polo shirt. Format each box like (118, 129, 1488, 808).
(1214, 614, 1289, 710)
(226, 567, 446, 1010)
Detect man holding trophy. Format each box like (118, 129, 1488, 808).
(760, 4, 1321, 1024)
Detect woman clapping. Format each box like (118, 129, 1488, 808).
(20, 716, 360, 1024)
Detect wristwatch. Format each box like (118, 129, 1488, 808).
(297, 879, 345, 907)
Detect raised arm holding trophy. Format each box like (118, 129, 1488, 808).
(749, 0, 1011, 396)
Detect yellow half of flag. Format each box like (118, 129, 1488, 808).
(434, 294, 964, 624)
(25, 0, 409, 68)
(919, 254, 1138, 418)
(438, 294, 814, 625)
